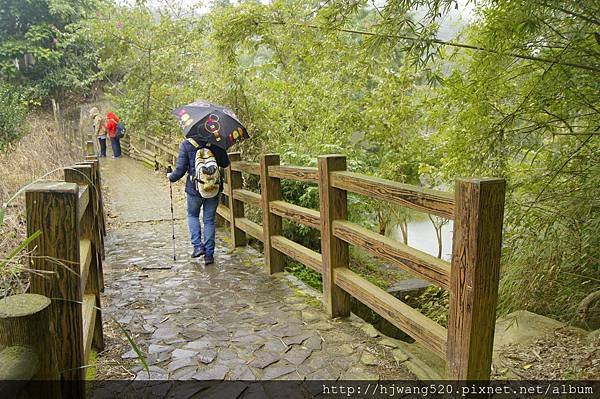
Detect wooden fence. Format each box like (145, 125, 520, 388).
(220, 153, 506, 380)
(120, 131, 506, 380)
(0, 150, 106, 399)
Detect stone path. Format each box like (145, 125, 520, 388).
(99, 157, 413, 382)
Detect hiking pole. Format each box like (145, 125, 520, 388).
(167, 166, 176, 261)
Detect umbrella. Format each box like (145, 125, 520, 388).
(171, 101, 250, 151)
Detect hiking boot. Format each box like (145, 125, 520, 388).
(191, 247, 204, 258)
(204, 255, 214, 266)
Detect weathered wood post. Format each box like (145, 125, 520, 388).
(65, 165, 105, 353)
(85, 140, 95, 157)
(318, 155, 351, 317)
(25, 182, 85, 398)
(0, 294, 61, 398)
(79, 159, 105, 280)
(260, 154, 285, 274)
(447, 178, 506, 380)
(85, 155, 107, 241)
(226, 152, 247, 247)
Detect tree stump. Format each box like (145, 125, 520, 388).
(0, 293, 61, 398)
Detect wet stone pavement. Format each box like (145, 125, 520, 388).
(98, 157, 413, 384)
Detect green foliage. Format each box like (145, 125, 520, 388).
(0, 0, 100, 103)
(285, 261, 322, 291)
(0, 82, 28, 147)
(416, 286, 449, 327)
(89, 0, 598, 323)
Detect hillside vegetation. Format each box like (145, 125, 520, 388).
(0, 0, 598, 324)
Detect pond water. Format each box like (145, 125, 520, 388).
(389, 217, 454, 261)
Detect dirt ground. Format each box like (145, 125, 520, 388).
(496, 327, 599, 379)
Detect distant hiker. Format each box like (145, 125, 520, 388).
(90, 107, 107, 157)
(106, 111, 122, 158)
(166, 136, 230, 265)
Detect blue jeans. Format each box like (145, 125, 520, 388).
(187, 193, 220, 256)
(98, 137, 107, 157)
(110, 136, 122, 157)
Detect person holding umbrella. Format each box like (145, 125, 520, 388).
(168, 101, 250, 265)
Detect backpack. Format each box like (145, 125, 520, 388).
(187, 138, 220, 198)
(116, 121, 126, 138)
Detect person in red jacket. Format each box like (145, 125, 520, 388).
(106, 112, 122, 158)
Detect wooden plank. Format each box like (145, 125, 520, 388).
(82, 294, 97, 363)
(318, 155, 351, 317)
(25, 182, 85, 396)
(222, 182, 230, 196)
(260, 154, 285, 274)
(230, 160, 260, 175)
(79, 239, 92, 293)
(330, 171, 455, 219)
(332, 220, 450, 289)
(227, 153, 247, 246)
(270, 201, 321, 230)
(217, 204, 230, 222)
(234, 217, 263, 241)
(145, 136, 178, 157)
(271, 235, 322, 273)
(233, 189, 261, 208)
(335, 268, 447, 358)
(78, 185, 89, 221)
(447, 178, 506, 380)
(268, 165, 318, 183)
(66, 165, 105, 353)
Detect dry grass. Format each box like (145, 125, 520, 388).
(497, 327, 599, 379)
(0, 111, 80, 298)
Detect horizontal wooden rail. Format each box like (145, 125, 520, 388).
(230, 161, 260, 175)
(330, 171, 455, 219)
(332, 220, 451, 289)
(216, 204, 231, 222)
(271, 235, 322, 273)
(78, 185, 89, 221)
(233, 189, 261, 208)
(268, 165, 318, 183)
(270, 201, 321, 230)
(144, 135, 179, 157)
(82, 294, 96, 362)
(79, 239, 92, 292)
(335, 268, 448, 358)
(234, 217, 263, 241)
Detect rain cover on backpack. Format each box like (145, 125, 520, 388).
(187, 138, 220, 198)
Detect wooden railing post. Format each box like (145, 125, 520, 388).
(85, 140, 95, 157)
(85, 155, 107, 242)
(226, 152, 247, 247)
(260, 154, 285, 274)
(65, 165, 105, 353)
(447, 178, 506, 380)
(80, 159, 106, 271)
(0, 293, 61, 398)
(318, 155, 351, 317)
(25, 182, 85, 398)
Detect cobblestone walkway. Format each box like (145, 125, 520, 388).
(99, 157, 413, 382)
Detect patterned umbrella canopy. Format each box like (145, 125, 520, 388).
(172, 101, 250, 151)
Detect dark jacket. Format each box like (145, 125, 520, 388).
(168, 137, 230, 197)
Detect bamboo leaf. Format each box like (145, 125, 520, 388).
(113, 317, 149, 376)
(0, 230, 42, 270)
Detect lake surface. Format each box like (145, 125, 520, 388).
(389, 217, 454, 261)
